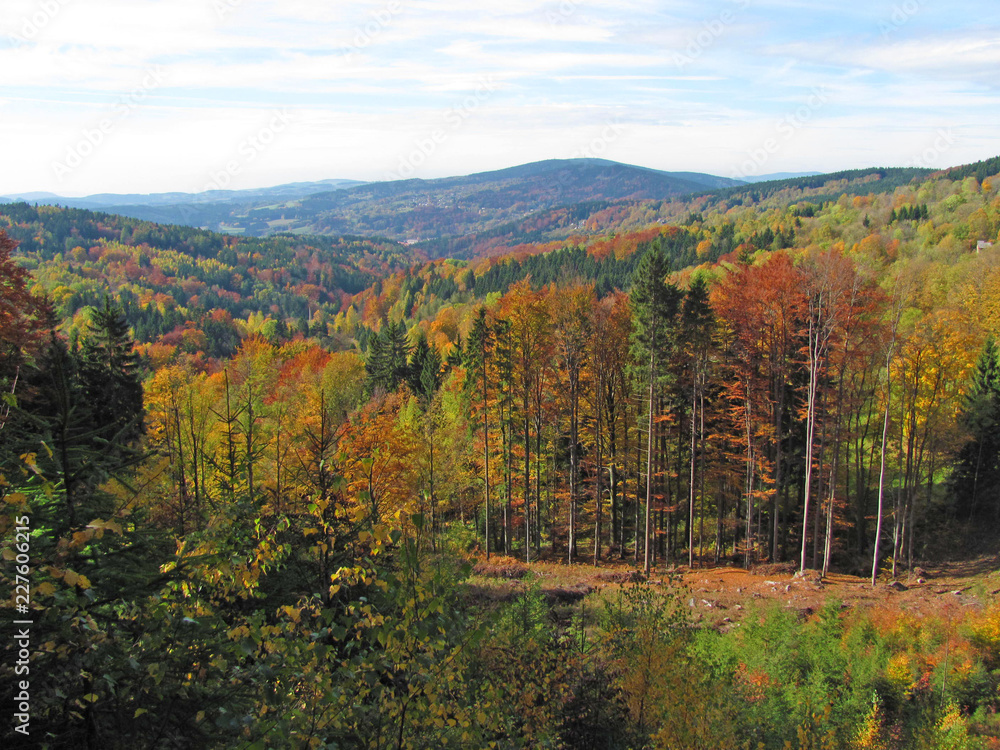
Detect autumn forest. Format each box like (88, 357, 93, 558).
(6, 156, 1000, 748)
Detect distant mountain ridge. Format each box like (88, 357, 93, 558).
(0, 178, 366, 209)
(2, 159, 743, 241)
(740, 171, 823, 183)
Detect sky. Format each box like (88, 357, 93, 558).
(1, 0, 998, 197)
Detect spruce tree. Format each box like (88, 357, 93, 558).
(364, 327, 390, 396)
(408, 332, 442, 405)
(629, 247, 681, 573)
(386, 320, 411, 390)
(952, 337, 1000, 519)
(78, 296, 145, 450)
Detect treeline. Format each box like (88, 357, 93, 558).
(702, 167, 933, 208)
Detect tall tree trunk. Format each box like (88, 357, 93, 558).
(872, 355, 893, 587)
(594, 381, 604, 566)
(800, 313, 821, 572)
(482, 345, 491, 559)
(644, 350, 656, 575)
(688, 378, 697, 568)
(524, 380, 531, 563)
(568, 375, 578, 564)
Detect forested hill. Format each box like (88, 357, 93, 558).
(0, 201, 415, 358)
(4, 156, 1000, 747)
(24, 158, 743, 242)
(415, 164, 951, 258)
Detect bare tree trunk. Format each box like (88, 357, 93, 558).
(594, 384, 604, 566)
(800, 315, 820, 572)
(688, 380, 697, 568)
(698, 385, 706, 567)
(482, 348, 491, 560)
(644, 351, 656, 576)
(872, 345, 894, 587)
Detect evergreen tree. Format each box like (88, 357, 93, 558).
(408, 331, 442, 405)
(365, 327, 390, 396)
(629, 247, 681, 573)
(951, 337, 1000, 519)
(364, 321, 411, 396)
(446, 332, 464, 369)
(78, 297, 145, 451)
(386, 320, 411, 389)
(465, 307, 494, 557)
(680, 275, 715, 566)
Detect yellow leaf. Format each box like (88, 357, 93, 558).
(83, 693, 99, 703)
(4, 492, 26, 505)
(89, 518, 123, 535)
(63, 569, 90, 588)
(134, 708, 147, 718)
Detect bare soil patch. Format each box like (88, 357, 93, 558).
(463, 551, 1000, 627)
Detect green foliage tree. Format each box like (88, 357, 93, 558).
(408, 331, 442, 405)
(365, 320, 411, 396)
(464, 307, 494, 556)
(951, 337, 1000, 519)
(629, 247, 681, 573)
(78, 297, 145, 451)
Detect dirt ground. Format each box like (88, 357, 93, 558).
(467, 551, 1000, 627)
(666, 560, 997, 626)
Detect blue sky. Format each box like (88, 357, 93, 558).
(1, 0, 998, 196)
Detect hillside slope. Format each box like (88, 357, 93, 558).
(23, 159, 743, 242)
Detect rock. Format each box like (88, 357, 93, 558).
(886, 581, 908, 592)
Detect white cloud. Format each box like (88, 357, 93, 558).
(0, 0, 997, 195)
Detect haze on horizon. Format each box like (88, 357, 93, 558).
(2, 0, 997, 197)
